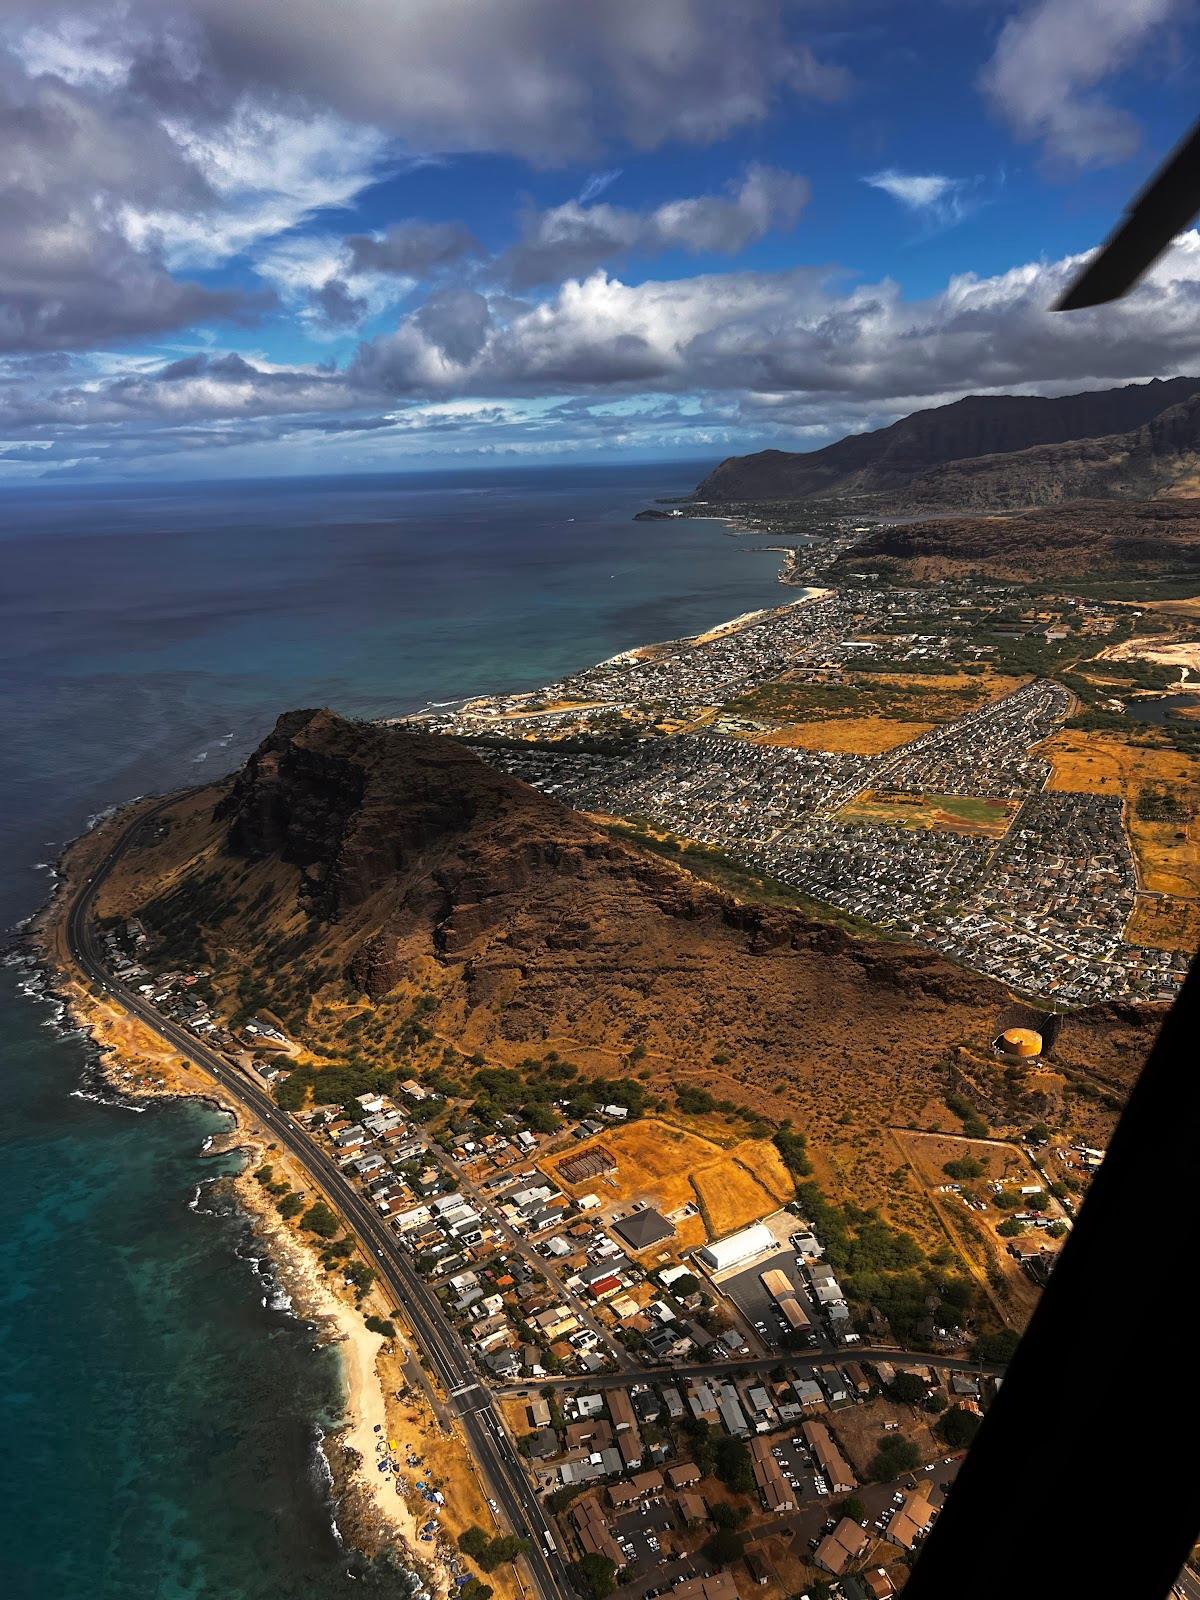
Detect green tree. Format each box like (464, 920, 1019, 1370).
(997, 1217, 1024, 1238)
(570, 1554, 618, 1600)
(942, 1158, 984, 1181)
(672, 1272, 701, 1298)
(890, 1372, 927, 1404)
(301, 1201, 341, 1239)
(711, 1502, 747, 1530)
(839, 1496, 867, 1523)
(458, 1528, 490, 1562)
(939, 1407, 981, 1449)
(975, 1327, 1020, 1362)
(870, 1436, 919, 1482)
(704, 1528, 745, 1565)
(712, 1435, 754, 1495)
(277, 1191, 304, 1219)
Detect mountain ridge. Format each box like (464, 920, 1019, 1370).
(695, 376, 1200, 505)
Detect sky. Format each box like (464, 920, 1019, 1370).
(2, 0, 1200, 483)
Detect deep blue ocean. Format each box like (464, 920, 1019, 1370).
(0, 463, 786, 1599)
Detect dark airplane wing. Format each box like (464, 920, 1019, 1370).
(1056, 118, 1200, 309)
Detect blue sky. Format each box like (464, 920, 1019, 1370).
(2, 0, 1199, 481)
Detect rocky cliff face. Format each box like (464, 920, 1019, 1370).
(694, 376, 1200, 504)
(893, 391, 1200, 510)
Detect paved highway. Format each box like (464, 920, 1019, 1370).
(65, 799, 575, 1600)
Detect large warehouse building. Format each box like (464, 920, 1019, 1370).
(697, 1221, 773, 1273)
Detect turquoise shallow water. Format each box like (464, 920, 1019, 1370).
(0, 463, 784, 1599)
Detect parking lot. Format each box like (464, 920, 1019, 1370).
(717, 1245, 823, 1349)
(613, 1499, 675, 1565)
(765, 1433, 824, 1499)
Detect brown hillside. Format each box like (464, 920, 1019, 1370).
(96, 711, 1161, 1172)
(835, 498, 1200, 584)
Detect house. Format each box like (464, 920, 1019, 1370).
(662, 1574, 738, 1600)
(802, 1421, 857, 1493)
(608, 1470, 664, 1507)
(571, 1495, 624, 1568)
(814, 1517, 869, 1575)
(667, 1462, 701, 1489)
(863, 1570, 896, 1599)
(717, 1385, 749, 1437)
(890, 1486, 935, 1549)
(527, 1399, 552, 1429)
(744, 1547, 775, 1587)
(749, 1437, 795, 1511)
(793, 1378, 824, 1411)
(566, 1420, 613, 1452)
(820, 1369, 849, 1405)
(678, 1491, 708, 1525)
(607, 1389, 638, 1431)
(633, 1388, 663, 1423)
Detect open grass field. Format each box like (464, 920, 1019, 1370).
(749, 717, 935, 753)
(838, 789, 1019, 838)
(723, 669, 1028, 758)
(692, 1138, 794, 1236)
(1038, 729, 1200, 903)
(552, 1120, 791, 1241)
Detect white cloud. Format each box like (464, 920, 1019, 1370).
(505, 164, 810, 287)
(980, 0, 1182, 168)
(121, 104, 391, 269)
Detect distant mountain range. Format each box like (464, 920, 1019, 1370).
(694, 376, 1200, 508)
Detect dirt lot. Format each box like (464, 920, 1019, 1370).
(1126, 893, 1200, 950)
(831, 1395, 942, 1478)
(551, 1120, 792, 1242)
(1037, 729, 1200, 901)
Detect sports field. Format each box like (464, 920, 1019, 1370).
(838, 789, 1018, 837)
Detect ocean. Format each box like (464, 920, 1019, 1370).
(0, 463, 787, 1599)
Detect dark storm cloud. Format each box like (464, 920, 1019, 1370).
(0, 57, 259, 351)
(174, 0, 849, 164)
(346, 221, 481, 278)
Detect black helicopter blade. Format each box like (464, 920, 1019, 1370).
(1056, 118, 1200, 310)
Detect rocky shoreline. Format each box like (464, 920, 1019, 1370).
(19, 807, 456, 1595)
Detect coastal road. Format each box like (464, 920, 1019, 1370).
(64, 799, 576, 1600)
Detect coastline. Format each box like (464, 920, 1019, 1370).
(22, 807, 473, 1596)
